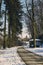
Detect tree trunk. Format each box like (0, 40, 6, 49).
(32, 0, 36, 48)
(33, 22, 36, 47)
(8, 20, 11, 48)
(3, 5, 6, 49)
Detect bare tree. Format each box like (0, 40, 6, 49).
(23, 0, 38, 47)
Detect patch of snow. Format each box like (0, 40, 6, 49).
(24, 47, 43, 56)
(0, 47, 26, 65)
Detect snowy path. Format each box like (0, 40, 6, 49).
(17, 47, 43, 65)
(0, 47, 25, 65)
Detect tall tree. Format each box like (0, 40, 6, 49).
(3, 4, 6, 49)
(4, 0, 22, 47)
(23, 0, 38, 47)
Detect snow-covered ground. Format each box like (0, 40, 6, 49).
(24, 47, 43, 56)
(0, 47, 25, 65)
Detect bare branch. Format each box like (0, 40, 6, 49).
(25, 0, 31, 18)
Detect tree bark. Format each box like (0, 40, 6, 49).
(32, 0, 36, 48)
(3, 5, 6, 49)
